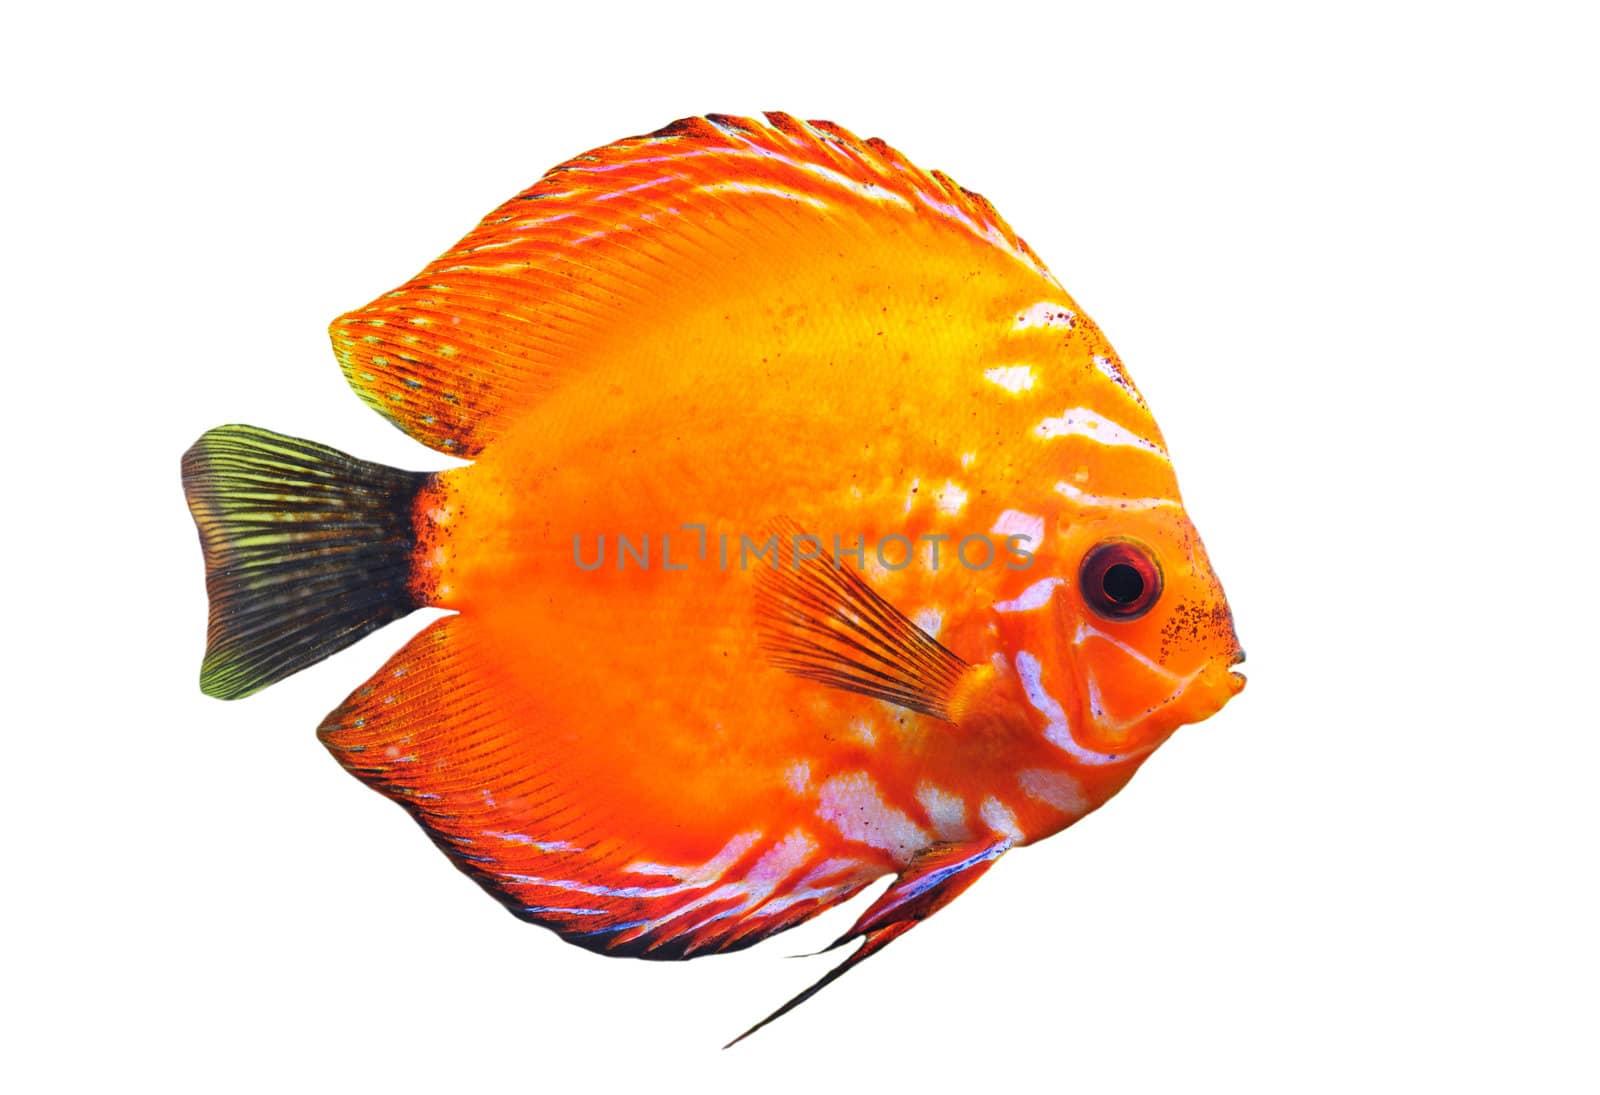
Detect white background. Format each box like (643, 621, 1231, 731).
(5, 2, 1595, 1091)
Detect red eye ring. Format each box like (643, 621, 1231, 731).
(1079, 540, 1162, 621)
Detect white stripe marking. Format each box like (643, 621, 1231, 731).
(994, 577, 1064, 613)
(1075, 623, 1184, 682)
(980, 797, 1024, 841)
(935, 480, 969, 516)
(625, 831, 762, 882)
(750, 857, 876, 919)
(482, 832, 577, 852)
(1014, 650, 1126, 766)
(696, 181, 830, 209)
(1015, 302, 1076, 329)
(991, 509, 1045, 547)
(1018, 768, 1088, 815)
(916, 783, 971, 841)
(817, 773, 928, 861)
(1054, 481, 1179, 511)
(1035, 407, 1167, 456)
(630, 830, 822, 946)
(795, 161, 913, 208)
(984, 365, 1035, 393)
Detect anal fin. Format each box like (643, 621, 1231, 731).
(317, 616, 878, 960)
(727, 837, 1011, 1047)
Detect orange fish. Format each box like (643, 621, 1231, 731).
(182, 112, 1245, 1042)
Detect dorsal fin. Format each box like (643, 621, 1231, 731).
(331, 112, 1052, 456)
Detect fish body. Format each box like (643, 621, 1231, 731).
(183, 113, 1244, 1038)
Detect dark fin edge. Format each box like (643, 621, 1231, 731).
(181, 425, 429, 699)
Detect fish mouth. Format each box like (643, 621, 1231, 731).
(1226, 649, 1247, 693)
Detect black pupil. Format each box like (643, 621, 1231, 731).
(1102, 562, 1145, 605)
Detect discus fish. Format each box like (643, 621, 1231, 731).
(181, 112, 1245, 1043)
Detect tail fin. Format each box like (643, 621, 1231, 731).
(180, 425, 430, 700)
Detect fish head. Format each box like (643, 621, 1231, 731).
(992, 508, 1244, 763)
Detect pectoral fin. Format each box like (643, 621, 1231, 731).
(727, 837, 1011, 1047)
(753, 517, 972, 720)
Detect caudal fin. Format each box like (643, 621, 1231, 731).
(180, 425, 430, 700)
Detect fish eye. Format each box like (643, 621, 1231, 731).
(1079, 540, 1162, 621)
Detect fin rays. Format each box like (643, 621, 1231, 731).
(181, 425, 428, 699)
(754, 517, 969, 719)
(332, 113, 1047, 456)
